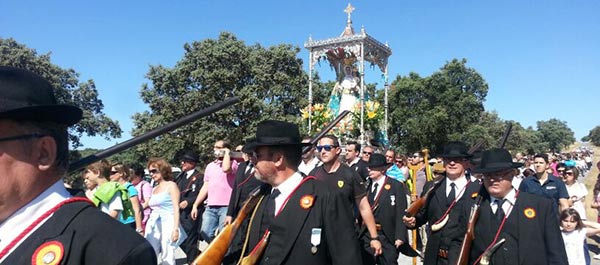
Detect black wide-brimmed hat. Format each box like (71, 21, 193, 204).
(473, 148, 524, 174)
(367, 153, 390, 168)
(180, 150, 200, 163)
(0, 66, 82, 125)
(439, 141, 472, 158)
(246, 120, 311, 151)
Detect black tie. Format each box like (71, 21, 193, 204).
(263, 189, 281, 227)
(447, 182, 456, 204)
(369, 183, 379, 204)
(495, 199, 506, 221)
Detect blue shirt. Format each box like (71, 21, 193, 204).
(519, 174, 568, 214)
(386, 164, 405, 182)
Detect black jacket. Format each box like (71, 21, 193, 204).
(2, 200, 156, 265)
(450, 191, 568, 265)
(239, 177, 363, 265)
(414, 176, 481, 265)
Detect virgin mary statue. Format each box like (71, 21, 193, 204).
(328, 63, 360, 115)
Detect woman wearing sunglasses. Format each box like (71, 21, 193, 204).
(563, 167, 588, 221)
(145, 158, 187, 265)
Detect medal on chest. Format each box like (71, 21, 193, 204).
(311, 228, 322, 254)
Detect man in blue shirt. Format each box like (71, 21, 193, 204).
(518, 153, 569, 215)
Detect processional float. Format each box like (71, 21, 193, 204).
(304, 3, 392, 146)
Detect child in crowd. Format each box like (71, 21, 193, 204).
(560, 209, 600, 264)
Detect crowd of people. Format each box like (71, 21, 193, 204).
(1, 66, 599, 265)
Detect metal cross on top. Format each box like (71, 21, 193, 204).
(344, 3, 355, 22)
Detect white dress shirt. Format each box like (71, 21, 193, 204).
(490, 188, 517, 217)
(446, 175, 469, 200)
(0, 179, 71, 262)
(271, 172, 304, 214)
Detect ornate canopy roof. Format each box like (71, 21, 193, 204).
(304, 3, 392, 73)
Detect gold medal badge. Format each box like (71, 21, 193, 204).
(300, 195, 315, 209)
(31, 241, 64, 265)
(524, 207, 536, 219)
(337, 180, 344, 188)
(471, 192, 478, 198)
(384, 184, 391, 190)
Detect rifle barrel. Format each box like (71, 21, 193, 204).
(68, 97, 240, 172)
(301, 110, 351, 154)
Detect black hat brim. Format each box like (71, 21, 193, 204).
(0, 104, 82, 126)
(472, 162, 523, 174)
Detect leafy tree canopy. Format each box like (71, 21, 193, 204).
(131, 32, 310, 165)
(388, 59, 488, 154)
(536, 118, 575, 152)
(584, 126, 600, 146)
(0, 38, 122, 148)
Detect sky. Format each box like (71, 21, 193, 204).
(2, 0, 599, 149)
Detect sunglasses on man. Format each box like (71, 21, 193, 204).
(316, 144, 338, 152)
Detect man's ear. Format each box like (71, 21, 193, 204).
(273, 152, 285, 168)
(36, 136, 57, 172)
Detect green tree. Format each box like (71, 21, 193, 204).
(131, 32, 309, 164)
(536, 118, 575, 152)
(585, 126, 600, 146)
(388, 59, 488, 154)
(0, 38, 122, 148)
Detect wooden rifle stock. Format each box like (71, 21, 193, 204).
(405, 175, 444, 217)
(456, 196, 482, 265)
(192, 188, 262, 265)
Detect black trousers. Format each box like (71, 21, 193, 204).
(180, 208, 201, 262)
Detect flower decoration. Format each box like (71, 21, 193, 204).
(301, 103, 334, 133)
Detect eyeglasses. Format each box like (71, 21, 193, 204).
(110, 171, 119, 175)
(0, 133, 45, 143)
(557, 170, 565, 174)
(484, 170, 513, 180)
(565, 172, 574, 176)
(395, 160, 403, 164)
(412, 155, 420, 158)
(362, 151, 373, 156)
(149, 169, 159, 175)
(235, 149, 243, 152)
(316, 145, 338, 152)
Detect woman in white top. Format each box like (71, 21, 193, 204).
(564, 167, 588, 220)
(144, 158, 186, 265)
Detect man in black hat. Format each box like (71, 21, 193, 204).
(0, 66, 155, 264)
(403, 141, 481, 265)
(231, 120, 362, 265)
(362, 153, 409, 265)
(450, 148, 567, 265)
(175, 149, 204, 263)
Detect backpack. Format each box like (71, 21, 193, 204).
(92, 182, 135, 220)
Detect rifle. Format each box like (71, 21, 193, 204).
(192, 110, 352, 265)
(301, 110, 351, 154)
(68, 97, 240, 173)
(191, 188, 262, 265)
(455, 123, 512, 265)
(404, 175, 444, 218)
(455, 195, 482, 265)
